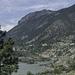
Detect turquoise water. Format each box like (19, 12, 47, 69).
(12, 62, 48, 75)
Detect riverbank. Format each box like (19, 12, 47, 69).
(18, 56, 51, 64)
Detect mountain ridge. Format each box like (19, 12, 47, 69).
(6, 4, 75, 48)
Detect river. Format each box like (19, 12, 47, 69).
(12, 62, 48, 75)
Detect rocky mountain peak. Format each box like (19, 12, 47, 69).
(18, 9, 54, 25)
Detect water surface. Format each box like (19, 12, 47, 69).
(12, 62, 48, 75)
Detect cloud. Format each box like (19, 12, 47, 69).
(3, 1, 74, 12)
(1, 24, 15, 31)
(0, 0, 75, 15)
(0, 0, 75, 31)
(9, 18, 19, 24)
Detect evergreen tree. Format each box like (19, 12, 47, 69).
(0, 30, 18, 75)
(27, 71, 34, 75)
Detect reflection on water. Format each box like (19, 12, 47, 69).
(12, 62, 48, 75)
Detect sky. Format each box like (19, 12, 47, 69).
(0, 0, 75, 31)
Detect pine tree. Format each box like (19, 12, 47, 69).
(0, 30, 18, 75)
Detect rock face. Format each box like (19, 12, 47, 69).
(6, 4, 75, 47)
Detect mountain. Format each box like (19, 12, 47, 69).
(5, 4, 75, 74)
(6, 4, 75, 52)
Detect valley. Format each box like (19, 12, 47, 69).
(4, 4, 75, 75)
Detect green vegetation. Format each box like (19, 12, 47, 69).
(27, 71, 34, 75)
(0, 31, 18, 75)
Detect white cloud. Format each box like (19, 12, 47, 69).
(1, 24, 15, 31)
(0, 0, 74, 15)
(3, 1, 72, 12)
(10, 19, 18, 24)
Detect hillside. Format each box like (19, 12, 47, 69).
(6, 4, 75, 58)
(6, 4, 75, 53)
